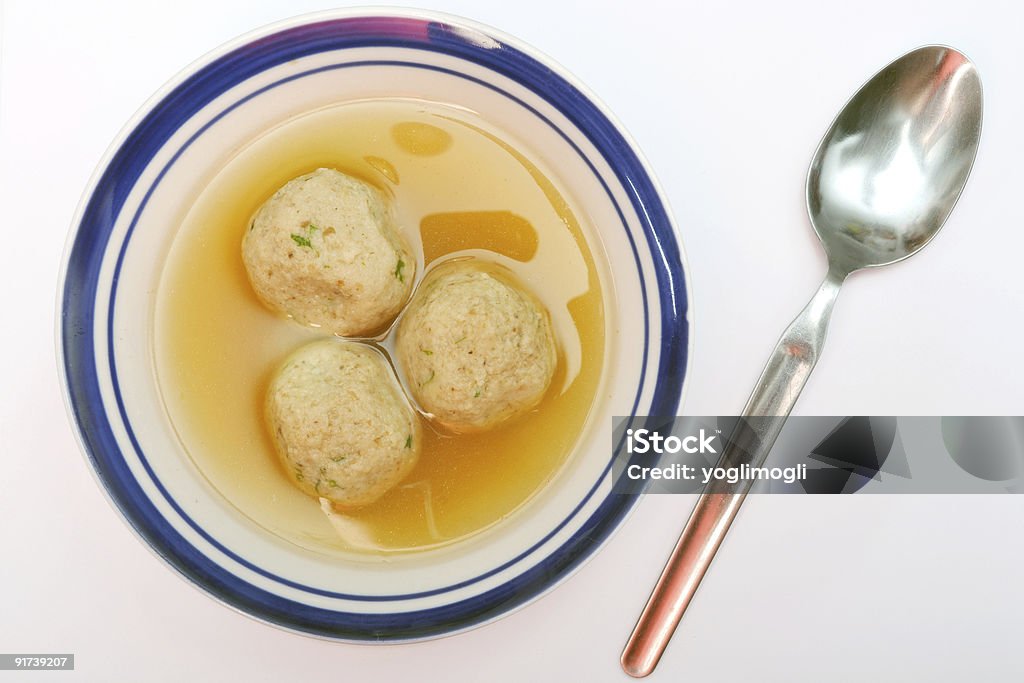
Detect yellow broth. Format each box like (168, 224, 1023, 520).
(155, 99, 607, 556)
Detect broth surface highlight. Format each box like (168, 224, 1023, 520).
(156, 99, 606, 555)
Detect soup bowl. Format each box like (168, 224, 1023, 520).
(57, 8, 690, 641)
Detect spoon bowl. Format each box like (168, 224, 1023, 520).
(809, 46, 983, 274)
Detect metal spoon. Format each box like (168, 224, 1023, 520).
(621, 45, 983, 678)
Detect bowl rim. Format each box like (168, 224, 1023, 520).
(55, 6, 692, 642)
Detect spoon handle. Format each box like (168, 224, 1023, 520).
(621, 268, 846, 678)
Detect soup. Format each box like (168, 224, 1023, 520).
(155, 99, 607, 556)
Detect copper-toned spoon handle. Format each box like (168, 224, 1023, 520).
(620, 491, 744, 677)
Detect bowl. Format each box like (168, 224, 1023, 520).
(57, 8, 690, 641)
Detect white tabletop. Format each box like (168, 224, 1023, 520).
(3, 0, 1024, 680)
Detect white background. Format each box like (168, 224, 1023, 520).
(2, 0, 1024, 680)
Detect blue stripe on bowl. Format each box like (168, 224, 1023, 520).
(60, 15, 689, 640)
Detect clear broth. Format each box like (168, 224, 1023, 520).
(155, 99, 606, 556)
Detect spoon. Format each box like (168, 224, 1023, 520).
(621, 45, 983, 678)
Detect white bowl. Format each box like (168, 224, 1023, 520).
(57, 8, 690, 641)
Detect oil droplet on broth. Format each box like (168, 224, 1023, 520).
(392, 121, 453, 156)
(155, 99, 606, 557)
(420, 211, 539, 264)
